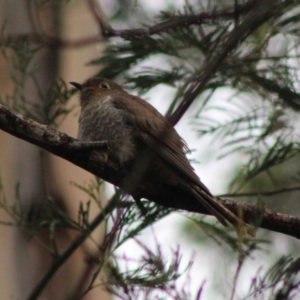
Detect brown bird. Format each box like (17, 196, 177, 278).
(70, 77, 251, 234)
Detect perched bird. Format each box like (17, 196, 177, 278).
(70, 77, 250, 234)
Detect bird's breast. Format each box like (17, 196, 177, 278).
(78, 99, 136, 164)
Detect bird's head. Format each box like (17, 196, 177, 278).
(70, 77, 126, 106)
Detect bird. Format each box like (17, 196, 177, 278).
(70, 77, 252, 235)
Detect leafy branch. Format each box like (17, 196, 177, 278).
(1, 103, 300, 240)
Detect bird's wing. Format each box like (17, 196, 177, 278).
(112, 94, 255, 236)
(112, 94, 212, 195)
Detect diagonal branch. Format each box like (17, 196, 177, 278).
(1, 104, 300, 239)
(169, 0, 287, 125)
(27, 192, 120, 300)
(0, 0, 272, 49)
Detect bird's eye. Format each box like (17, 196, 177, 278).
(100, 82, 110, 89)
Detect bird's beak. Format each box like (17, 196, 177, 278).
(70, 81, 82, 90)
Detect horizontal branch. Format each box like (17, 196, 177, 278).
(219, 186, 300, 198)
(1, 104, 300, 239)
(88, 0, 260, 38)
(169, 0, 287, 125)
(0, 33, 104, 48)
(0, 0, 262, 49)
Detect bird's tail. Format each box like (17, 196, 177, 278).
(189, 184, 255, 237)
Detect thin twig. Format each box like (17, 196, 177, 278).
(66, 141, 109, 152)
(169, 0, 285, 125)
(91, 0, 265, 38)
(230, 244, 256, 300)
(27, 192, 120, 300)
(0, 0, 264, 49)
(87, 0, 113, 35)
(218, 186, 300, 198)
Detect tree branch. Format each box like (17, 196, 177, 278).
(87, 0, 262, 38)
(0, 0, 269, 49)
(219, 186, 300, 198)
(27, 192, 120, 300)
(169, 0, 287, 125)
(1, 104, 300, 239)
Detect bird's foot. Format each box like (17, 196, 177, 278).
(67, 140, 109, 152)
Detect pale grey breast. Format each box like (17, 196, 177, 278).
(78, 97, 136, 164)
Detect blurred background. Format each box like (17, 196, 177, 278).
(0, 0, 300, 299)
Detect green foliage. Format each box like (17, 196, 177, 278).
(1, 0, 300, 299)
(105, 244, 191, 299)
(0, 28, 73, 126)
(246, 256, 300, 299)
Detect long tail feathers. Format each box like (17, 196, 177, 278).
(189, 184, 255, 237)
